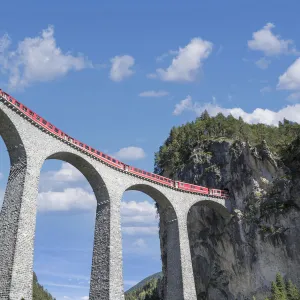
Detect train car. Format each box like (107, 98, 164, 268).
(128, 166, 173, 186)
(209, 189, 229, 198)
(175, 181, 209, 195)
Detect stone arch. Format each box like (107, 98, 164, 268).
(0, 108, 26, 166)
(126, 183, 176, 219)
(124, 183, 183, 300)
(186, 199, 231, 300)
(41, 151, 111, 299)
(187, 199, 231, 220)
(47, 151, 110, 202)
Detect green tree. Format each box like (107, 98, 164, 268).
(286, 280, 300, 300)
(264, 273, 300, 300)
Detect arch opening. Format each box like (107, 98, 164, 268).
(187, 200, 231, 300)
(34, 152, 109, 299)
(122, 184, 182, 300)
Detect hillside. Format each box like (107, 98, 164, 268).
(155, 111, 300, 299)
(125, 272, 162, 300)
(33, 272, 55, 300)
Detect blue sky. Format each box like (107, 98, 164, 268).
(1, 1, 300, 299)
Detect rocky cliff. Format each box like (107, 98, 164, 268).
(155, 114, 300, 300)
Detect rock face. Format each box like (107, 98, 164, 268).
(162, 139, 300, 300)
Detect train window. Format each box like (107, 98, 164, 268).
(15, 101, 20, 107)
(22, 106, 27, 112)
(139, 170, 142, 173)
(85, 146, 89, 150)
(112, 159, 116, 163)
(91, 149, 95, 153)
(36, 116, 40, 121)
(147, 172, 150, 176)
(29, 111, 34, 116)
(48, 124, 53, 129)
(54, 128, 59, 133)
(9, 97, 12, 102)
(97, 151, 100, 155)
(143, 171, 146, 175)
(134, 168, 138, 171)
(42, 120, 47, 125)
(152, 174, 155, 178)
(80, 143, 83, 147)
(102, 153, 106, 158)
(107, 156, 111, 160)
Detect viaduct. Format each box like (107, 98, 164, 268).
(0, 93, 231, 300)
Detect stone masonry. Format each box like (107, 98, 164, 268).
(0, 98, 231, 300)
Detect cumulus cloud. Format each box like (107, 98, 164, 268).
(133, 238, 147, 249)
(113, 147, 146, 160)
(152, 37, 213, 82)
(248, 23, 297, 56)
(173, 95, 193, 115)
(260, 86, 272, 94)
(0, 25, 90, 89)
(139, 90, 169, 97)
(50, 163, 84, 182)
(287, 92, 300, 102)
(110, 55, 135, 81)
(277, 58, 300, 91)
(255, 57, 271, 70)
(121, 200, 158, 236)
(38, 188, 96, 212)
(121, 200, 157, 225)
(122, 226, 158, 236)
(39, 163, 85, 192)
(173, 95, 300, 125)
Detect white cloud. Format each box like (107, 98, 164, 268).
(0, 25, 90, 89)
(153, 37, 213, 82)
(255, 57, 271, 70)
(139, 90, 169, 97)
(248, 23, 297, 56)
(39, 163, 85, 193)
(277, 58, 300, 91)
(121, 200, 157, 225)
(0, 172, 3, 180)
(121, 200, 158, 236)
(173, 95, 193, 115)
(50, 163, 84, 182)
(260, 86, 272, 94)
(133, 238, 147, 249)
(38, 188, 96, 212)
(287, 92, 300, 102)
(113, 147, 146, 160)
(122, 226, 158, 236)
(173, 95, 300, 125)
(110, 55, 135, 82)
(81, 297, 89, 300)
(155, 50, 178, 62)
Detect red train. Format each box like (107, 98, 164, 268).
(0, 89, 229, 199)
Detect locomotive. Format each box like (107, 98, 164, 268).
(0, 89, 229, 199)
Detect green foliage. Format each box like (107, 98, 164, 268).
(125, 278, 161, 300)
(154, 112, 300, 177)
(33, 272, 56, 300)
(263, 273, 300, 300)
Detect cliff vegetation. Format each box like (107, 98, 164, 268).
(154, 111, 300, 299)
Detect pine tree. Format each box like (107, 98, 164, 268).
(272, 281, 284, 300)
(286, 280, 300, 300)
(276, 273, 287, 300)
